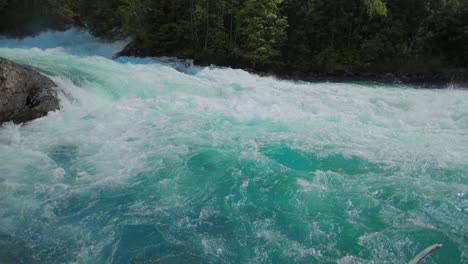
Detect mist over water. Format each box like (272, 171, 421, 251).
(0, 28, 128, 58)
(0, 29, 467, 264)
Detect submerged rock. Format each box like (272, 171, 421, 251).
(0, 57, 60, 124)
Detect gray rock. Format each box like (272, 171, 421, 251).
(0, 57, 60, 124)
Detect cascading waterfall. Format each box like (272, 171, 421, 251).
(0, 29, 467, 264)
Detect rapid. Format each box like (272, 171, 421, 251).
(0, 29, 467, 263)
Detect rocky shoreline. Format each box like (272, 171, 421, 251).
(0, 57, 60, 124)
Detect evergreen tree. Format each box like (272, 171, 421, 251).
(237, 0, 287, 66)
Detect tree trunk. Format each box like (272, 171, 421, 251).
(204, 0, 209, 50)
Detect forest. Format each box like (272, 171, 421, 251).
(1, 0, 467, 75)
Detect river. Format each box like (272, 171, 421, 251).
(0, 28, 467, 263)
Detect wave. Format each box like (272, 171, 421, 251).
(0, 29, 467, 263)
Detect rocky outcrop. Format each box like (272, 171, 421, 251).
(0, 57, 60, 124)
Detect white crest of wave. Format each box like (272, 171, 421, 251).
(0, 28, 128, 58)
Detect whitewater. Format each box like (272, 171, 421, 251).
(0, 29, 467, 263)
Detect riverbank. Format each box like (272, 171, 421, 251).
(2, 0, 468, 89)
(2, 26, 467, 89)
(116, 41, 468, 89)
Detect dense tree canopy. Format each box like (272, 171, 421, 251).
(0, 0, 467, 74)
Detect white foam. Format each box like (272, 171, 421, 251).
(0, 30, 467, 263)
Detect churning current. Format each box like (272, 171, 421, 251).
(0, 29, 467, 264)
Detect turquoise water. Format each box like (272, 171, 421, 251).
(0, 29, 467, 264)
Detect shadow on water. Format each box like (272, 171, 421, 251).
(49, 145, 78, 166)
(0, 232, 33, 264)
(260, 144, 386, 175)
(48, 144, 80, 184)
(0, 231, 75, 264)
(107, 224, 204, 264)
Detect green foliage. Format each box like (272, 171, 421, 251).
(285, 0, 467, 72)
(75, 0, 124, 38)
(47, 0, 75, 22)
(364, 0, 388, 17)
(0, 0, 8, 11)
(0, 0, 466, 73)
(0, 0, 75, 36)
(118, 0, 152, 41)
(237, 0, 287, 65)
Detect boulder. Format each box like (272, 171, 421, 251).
(0, 57, 60, 124)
